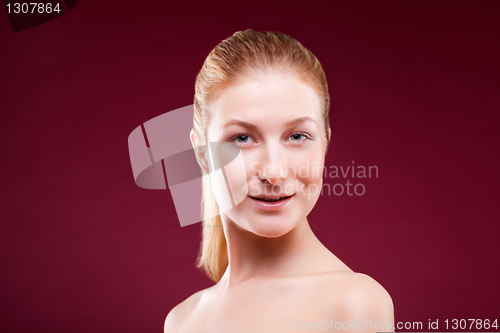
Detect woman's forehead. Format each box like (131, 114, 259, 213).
(209, 75, 323, 128)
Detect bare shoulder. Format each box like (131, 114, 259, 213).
(320, 271, 394, 323)
(163, 288, 206, 333)
(338, 272, 393, 311)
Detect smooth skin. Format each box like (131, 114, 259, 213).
(164, 74, 394, 333)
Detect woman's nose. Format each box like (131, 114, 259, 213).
(258, 143, 288, 185)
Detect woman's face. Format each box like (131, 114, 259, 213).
(206, 74, 329, 237)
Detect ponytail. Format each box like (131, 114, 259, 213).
(196, 176, 227, 282)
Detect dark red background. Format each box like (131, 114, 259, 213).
(1, 1, 499, 332)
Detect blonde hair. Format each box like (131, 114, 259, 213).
(192, 29, 330, 282)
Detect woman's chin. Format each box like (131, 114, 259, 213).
(245, 217, 297, 238)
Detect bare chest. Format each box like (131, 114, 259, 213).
(178, 279, 334, 333)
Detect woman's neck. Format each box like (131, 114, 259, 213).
(218, 216, 335, 286)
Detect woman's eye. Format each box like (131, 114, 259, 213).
(233, 134, 254, 144)
(288, 133, 309, 141)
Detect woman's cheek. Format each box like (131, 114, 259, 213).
(209, 142, 249, 211)
(292, 152, 324, 201)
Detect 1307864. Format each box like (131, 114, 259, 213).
(444, 319, 498, 330)
(6, 3, 61, 14)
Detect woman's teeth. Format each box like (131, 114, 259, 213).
(255, 196, 288, 202)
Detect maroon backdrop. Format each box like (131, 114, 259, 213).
(1, 1, 499, 332)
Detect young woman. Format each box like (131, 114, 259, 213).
(164, 29, 394, 333)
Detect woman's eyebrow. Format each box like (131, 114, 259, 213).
(223, 116, 317, 129)
(284, 116, 318, 127)
(223, 120, 257, 129)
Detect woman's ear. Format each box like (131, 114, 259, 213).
(190, 129, 210, 176)
(328, 127, 331, 142)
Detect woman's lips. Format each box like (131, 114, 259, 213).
(249, 194, 294, 211)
